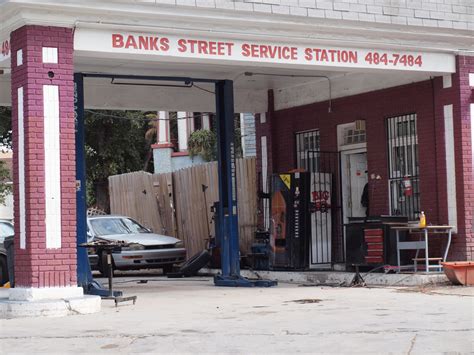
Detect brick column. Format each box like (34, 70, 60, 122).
(451, 55, 474, 260)
(10, 26, 78, 290)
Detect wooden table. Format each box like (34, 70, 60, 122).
(391, 225, 454, 273)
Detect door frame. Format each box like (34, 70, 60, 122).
(341, 147, 367, 223)
(340, 145, 367, 262)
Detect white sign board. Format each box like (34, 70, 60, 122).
(74, 28, 456, 73)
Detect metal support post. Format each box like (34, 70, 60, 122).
(74, 73, 93, 288)
(213, 80, 276, 287)
(74, 74, 123, 297)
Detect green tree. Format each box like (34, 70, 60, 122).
(188, 129, 217, 162)
(0, 107, 12, 206)
(0, 107, 155, 211)
(84, 110, 150, 211)
(187, 114, 242, 162)
(0, 106, 12, 149)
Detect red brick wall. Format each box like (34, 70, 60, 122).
(451, 56, 474, 260)
(11, 25, 76, 287)
(256, 61, 473, 261)
(266, 80, 441, 219)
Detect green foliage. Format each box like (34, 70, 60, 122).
(85, 110, 150, 209)
(0, 107, 12, 206)
(187, 116, 243, 162)
(0, 106, 247, 210)
(0, 107, 12, 149)
(0, 160, 11, 206)
(188, 129, 217, 162)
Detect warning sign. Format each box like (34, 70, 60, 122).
(280, 174, 291, 190)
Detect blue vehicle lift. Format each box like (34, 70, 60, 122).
(74, 73, 122, 297)
(74, 73, 276, 288)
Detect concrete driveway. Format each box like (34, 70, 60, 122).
(0, 275, 473, 354)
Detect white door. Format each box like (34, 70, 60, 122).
(348, 153, 368, 218)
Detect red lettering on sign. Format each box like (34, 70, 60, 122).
(187, 39, 198, 53)
(138, 36, 149, 50)
(240, 44, 298, 60)
(177, 39, 187, 53)
(160, 38, 170, 51)
(149, 37, 159, 51)
(242, 43, 250, 57)
(1, 39, 10, 56)
(291, 47, 298, 60)
(311, 190, 331, 213)
(113, 34, 169, 52)
(125, 35, 138, 49)
(177, 39, 234, 56)
(107, 33, 427, 71)
(312, 190, 330, 201)
(305, 48, 358, 64)
(198, 41, 207, 54)
(208, 41, 217, 55)
(112, 34, 124, 48)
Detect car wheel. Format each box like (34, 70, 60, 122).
(178, 250, 211, 277)
(0, 255, 8, 286)
(98, 251, 115, 278)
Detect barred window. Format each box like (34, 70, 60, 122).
(296, 130, 320, 170)
(387, 114, 420, 220)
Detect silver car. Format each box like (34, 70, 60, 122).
(0, 220, 14, 285)
(87, 215, 186, 275)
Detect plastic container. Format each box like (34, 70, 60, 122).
(419, 211, 426, 228)
(441, 261, 474, 286)
(3, 236, 14, 287)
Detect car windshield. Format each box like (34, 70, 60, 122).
(90, 218, 150, 236)
(0, 222, 14, 238)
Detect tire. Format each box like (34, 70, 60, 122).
(0, 255, 8, 286)
(178, 250, 211, 277)
(98, 251, 115, 278)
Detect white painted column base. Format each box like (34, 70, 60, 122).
(0, 287, 101, 319)
(9, 286, 84, 301)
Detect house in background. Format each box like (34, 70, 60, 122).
(152, 112, 256, 174)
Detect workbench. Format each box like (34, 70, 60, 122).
(391, 225, 453, 273)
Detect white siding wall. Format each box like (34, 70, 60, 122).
(135, 0, 473, 30)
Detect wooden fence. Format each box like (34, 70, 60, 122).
(109, 157, 258, 258)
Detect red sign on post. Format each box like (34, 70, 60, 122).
(1, 39, 10, 57)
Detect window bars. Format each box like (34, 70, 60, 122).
(386, 114, 420, 220)
(296, 130, 320, 169)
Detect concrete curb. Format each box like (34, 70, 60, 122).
(0, 295, 101, 319)
(201, 268, 449, 287)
